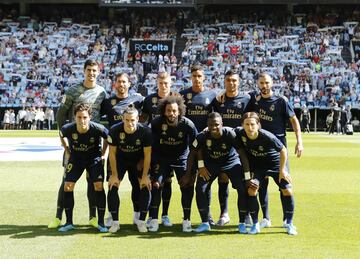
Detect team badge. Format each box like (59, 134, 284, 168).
(152, 97, 158, 106)
(89, 137, 95, 143)
(72, 133, 78, 140)
(135, 139, 141, 145)
(270, 104, 275, 111)
(259, 146, 264, 151)
(221, 143, 227, 149)
(119, 132, 125, 143)
(241, 136, 247, 143)
(178, 131, 183, 138)
(111, 99, 117, 106)
(161, 124, 168, 134)
(205, 98, 210, 104)
(206, 139, 212, 147)
(187, 93, 192, 100)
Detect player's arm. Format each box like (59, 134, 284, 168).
(197, 149, 211, 181)
(60, 135, 70, 157)
(289, 115, 303, 157)
(279, 146, 291, 184)
(56, 92, 74, 128)
(101, 138, 108, 161)
(108, 145, 120, 189)
(140, 146, 152, 190)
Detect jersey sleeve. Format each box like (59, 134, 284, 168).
(107, 125, 118, 146)
(56, 88, 76, 127)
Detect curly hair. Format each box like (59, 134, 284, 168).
(157, 95, 186, 118)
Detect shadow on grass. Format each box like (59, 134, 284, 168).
(0, 224, 287, 239)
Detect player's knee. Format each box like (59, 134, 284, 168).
(152, 181, 161, 189)
(93, 182, 104, 191)
(281, 188, 292, 196)
(218, 173, 229, 184)
(248, 187, 258, 196)
(64, 182, 75, 192)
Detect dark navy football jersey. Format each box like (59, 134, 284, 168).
(101, 93, 144, 127)
(151, 116, 198, 163)
(192, 127, 240, 170)
(180, 87, 216, 131)
(212, 92, 251, 128)
(107, 122, 151, 164)
(142, 92, 161, 124)
(246, 92, 295, 138)
(234, 127, 284, 172)
(60, 121, 108, 160)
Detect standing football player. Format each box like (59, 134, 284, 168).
(49, 59, 107, 229)
(58, 103, 108, 233)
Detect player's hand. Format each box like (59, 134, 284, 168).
(279, 170, 292, 184)
(198, 167, 211, 181)
(140, 175, 151, 191)
(295, 142, 303, 158)
(136, 159, 144, 171)
(108, 175, 120, 190)
(179, 172, 196, 188)
(245, 179, 259, 190)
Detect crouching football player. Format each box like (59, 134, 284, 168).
(57, 103, 108, 233)
(107, 106, 152, 233)
(235, 112, 297, 235)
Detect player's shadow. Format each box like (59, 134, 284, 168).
(0, 224, 288, 239)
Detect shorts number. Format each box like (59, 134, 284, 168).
(66, 163, 73, 173)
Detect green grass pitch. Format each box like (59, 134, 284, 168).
(0, 131, 360, 258)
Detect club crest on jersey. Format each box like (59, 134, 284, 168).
(259, 146, 264, 151)
(111, 99, 117, 106)
(161, 124, 168, 134)
(221, 143, 227, 149)
(135, 139, 141, 145)
(241, 136, 247, 144)
(152, 97, 158, 106)
(119, 132, 125, 143)
(206, 139, 212, 147)
(72, 133, 78, 140)
(178, 131, 183, 138)
(186, 93, 192, 103)
(89, 137, 95, 143)
(270, 104, 275, 111)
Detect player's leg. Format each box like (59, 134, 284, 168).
(128, 167, 142, 225)
(86, 170, 97, 227)
(107, 165, 126, 233)
(58, 162, 83, 232)
(258, 177, 271, 228)
(48, 152, 69, 228)
(194, 167, 217, 233)
(88, 160, 107, 232)
(148, 162, 166, 232)
(272, 174, 297, 235)
(135, 167, 151, 233)
(161, 174, 173, 227)
(174, 166, 194, 232)
(216, 172, 230, 226)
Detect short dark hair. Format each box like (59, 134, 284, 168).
(191, 64, 204, 74)
(84, 59, 99, 70)
(225, 69, 239, 77)
(74, 103, 92, 116)
(115, 72, 130, 82)
(208, 112, 222, 121)
(157, 95, 186, 118)
(242, 112, 260, 124)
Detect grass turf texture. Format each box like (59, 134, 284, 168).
(0, 132, 360, 258)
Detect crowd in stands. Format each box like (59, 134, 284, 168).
(1, 5, 360, 129)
